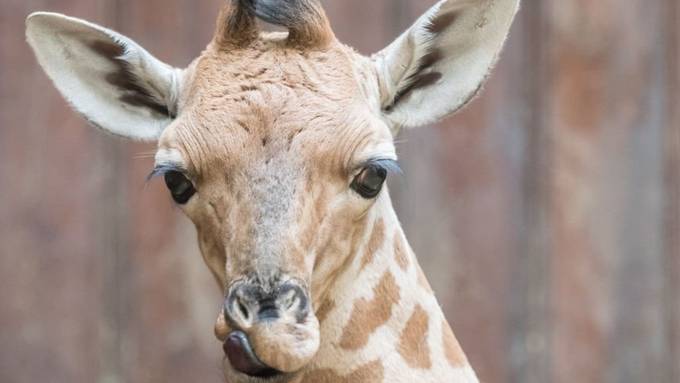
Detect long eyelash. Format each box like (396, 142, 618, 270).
(146, 164, 183, 181)
(364, 158, 402, 175)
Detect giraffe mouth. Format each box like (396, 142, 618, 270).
(224, 331, 283, 378)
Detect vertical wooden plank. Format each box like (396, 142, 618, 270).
(663, 0, 680, 381)
(503, 2, 553, 382)
(548, 1, 670, 382)
(547, 1, 610, 380)
(0, 1, 116, 382)
(603, 0, 671, 378)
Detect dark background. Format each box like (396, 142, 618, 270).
(1, 0, 678, 382)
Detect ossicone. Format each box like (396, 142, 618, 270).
(214, 0, 335, 49)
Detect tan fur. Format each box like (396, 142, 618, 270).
(315, 298, 336, 324)
(300, 360, 384, 383)
(162, 36, 385, 287)
(359, 218, 386, 271)
(248, 317, 321, 372)
(214, 2, 258, 47)
(398, 305, 432, 369)
(338, 271, 401, 350)
(393, 230, 410, 271)
(442, 319, 468, 368)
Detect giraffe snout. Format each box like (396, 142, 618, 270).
(224, 280, 310, 329)
(218, 279, 320, 376)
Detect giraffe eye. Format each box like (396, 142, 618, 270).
(164, 171, 196, 204)
(351, 164, 387, 199)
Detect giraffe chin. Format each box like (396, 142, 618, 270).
(223, 315, 320, 382)
(246, 316, 321, 373)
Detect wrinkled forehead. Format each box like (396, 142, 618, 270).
(156, 38, 394, 176)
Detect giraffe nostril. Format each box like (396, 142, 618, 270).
(224, 280, 311, 328)
(225, 286, 257, 328)
(277, 283, 309, 321)
(281, 288, 298, 311)
(237, 299, 251, 322)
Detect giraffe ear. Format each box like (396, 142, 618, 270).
(26, 12, 182, 141)
(373, 0, 520, 129)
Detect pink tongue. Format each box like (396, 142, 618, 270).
(223, 331, 281, 378)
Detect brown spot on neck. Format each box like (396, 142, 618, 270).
(398, 305, 432, 369)
(442, 319, 468, 368)
(393, 231, 409, 271)
(339, 271, 400, 350)
(359, 218, 386, 271)
(301, 360, 383, 383)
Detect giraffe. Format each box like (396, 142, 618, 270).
(26, 0, 520, 382)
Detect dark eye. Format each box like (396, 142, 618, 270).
(351, 164, 387, 199)
(164, 171, 196, 204)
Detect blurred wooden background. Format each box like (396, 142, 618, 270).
(0, 0, 678, 382)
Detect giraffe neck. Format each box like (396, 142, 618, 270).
(302, 191, 478, 383)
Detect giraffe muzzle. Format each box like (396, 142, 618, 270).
(220, 279, 321, 375)
(224, 280, 310, 328)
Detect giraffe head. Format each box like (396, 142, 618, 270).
(26, 0, 519, 381)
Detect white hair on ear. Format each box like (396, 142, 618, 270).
(26, 12, 183, 141)
(373, 0, 520, 130)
